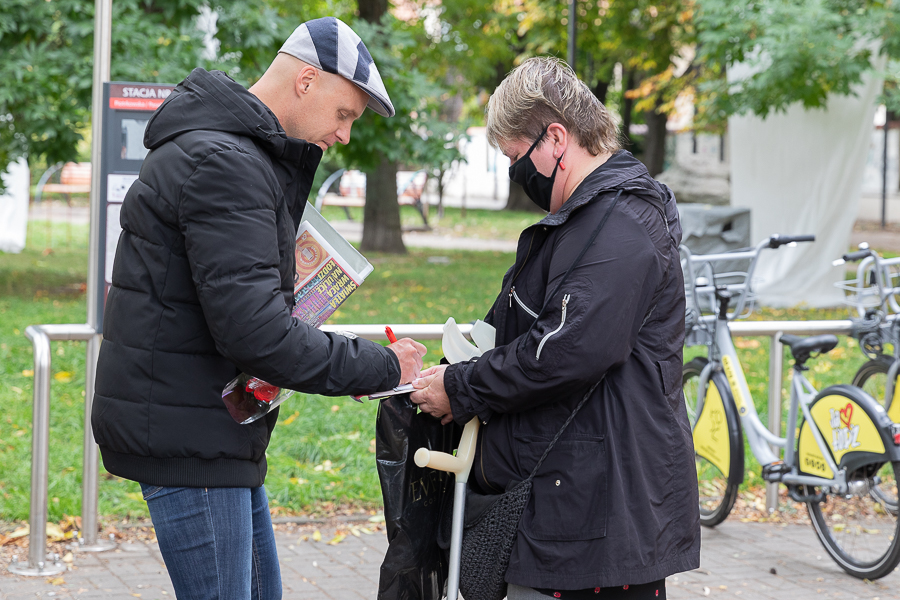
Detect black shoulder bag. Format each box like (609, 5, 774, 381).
(458, 190, 622, 600)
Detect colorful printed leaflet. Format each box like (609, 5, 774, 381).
(291, 222, 362, 327)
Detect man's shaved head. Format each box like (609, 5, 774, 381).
(249, 53, 369, 150)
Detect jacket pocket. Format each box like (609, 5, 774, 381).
(535, 294, 570, 360)
(656, 358, 681, 396)
(509, 286, 539, 319)
(517, 434, 607, 541)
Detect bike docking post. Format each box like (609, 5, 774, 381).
(414, 418, 479, 600)
(8, 327, 64, 577)
(8, 325, 114, 577)
(766, 332, 784, 514)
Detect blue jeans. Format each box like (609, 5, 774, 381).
(140, 483, 282, 600)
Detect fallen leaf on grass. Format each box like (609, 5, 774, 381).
(22, 370, 33, 377)
(54, 371, 72, 382)
(282, 411, 300, 426)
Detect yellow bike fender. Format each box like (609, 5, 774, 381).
(799, 385, 900, 475)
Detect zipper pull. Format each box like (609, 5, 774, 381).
(562, 294, 570, 309)
(509, 286, 514, 308)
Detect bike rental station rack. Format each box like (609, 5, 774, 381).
(16, 318, 860, 575)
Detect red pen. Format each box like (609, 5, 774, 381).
(385, 326, 398, 344)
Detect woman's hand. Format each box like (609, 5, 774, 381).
(410, 364, 453, 425)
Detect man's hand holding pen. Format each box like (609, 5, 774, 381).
(384, 326, 427, 384)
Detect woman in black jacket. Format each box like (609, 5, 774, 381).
(410, 57, 700, 599)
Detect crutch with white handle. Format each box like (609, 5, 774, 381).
(414, 318, 494, 600)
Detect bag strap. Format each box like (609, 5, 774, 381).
(521, 190, 623, 482)
(526, 377, 605, 481)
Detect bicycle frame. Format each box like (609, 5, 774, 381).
(685, 236, 851, 493)
(694, 313, 850, 492)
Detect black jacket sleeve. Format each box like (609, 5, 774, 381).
(445, 199, 665, 422)
(179, 149, 400, 396)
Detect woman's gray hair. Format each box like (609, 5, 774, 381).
(486, 57, 620, 156)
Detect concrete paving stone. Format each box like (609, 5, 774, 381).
(5, 521, 900, 599)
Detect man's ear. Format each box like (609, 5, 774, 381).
(296, 66, 319, 97)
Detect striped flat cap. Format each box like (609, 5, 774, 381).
(279, 17, 395, 118)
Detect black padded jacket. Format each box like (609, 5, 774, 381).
(444, 151, 700, 588)
(92, 69, 401, 488)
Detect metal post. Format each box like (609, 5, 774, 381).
(9, 328, 65, 576)
(766, 333, 783, 514)
(77, 0, 115, 553)
(883, 121, 889, 229)
(87, 0, 111, 328)
(567, 0, 577, 70)
(79, 334, 114, 551)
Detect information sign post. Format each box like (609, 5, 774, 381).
(94, 82, 175, 327)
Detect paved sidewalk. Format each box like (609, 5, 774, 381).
(2, 520, 898, 600)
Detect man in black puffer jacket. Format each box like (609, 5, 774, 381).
(93, 17, 425, 600)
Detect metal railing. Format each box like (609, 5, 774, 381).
(324, 319, 858, 514)
(13, 318, 855, 576)
(9, 325, 114, 577)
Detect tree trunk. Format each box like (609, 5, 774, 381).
(643, 102, 668, 177)
(621, 70, 636, 148)
(358, 0, 387, 23)
(593, 79, 610, 105)
(361, 155, 406, 254)
(505, 180, 544, 213)
(357, 0, 405, 252)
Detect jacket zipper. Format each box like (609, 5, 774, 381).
(508, 286, 539, 319)
(536, 294, 570, 360)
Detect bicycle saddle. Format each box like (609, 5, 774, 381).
(779, 334, 839, 367)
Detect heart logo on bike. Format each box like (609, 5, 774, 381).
(840, 403, 853, 429)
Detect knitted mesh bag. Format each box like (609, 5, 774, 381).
(459, 479, 533, 600)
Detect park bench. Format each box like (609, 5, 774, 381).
(34, 162, 92, 204)
(314, 168, 430, 228)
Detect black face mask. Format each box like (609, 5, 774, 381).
(508, 127, 563, 212)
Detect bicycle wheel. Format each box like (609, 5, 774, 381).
(852, 355, 896, 411)
(852, 356, 899, 513)
(808, 460, 900, 579)
(804, 385, 900, 579)
(684, 357, 743, 527)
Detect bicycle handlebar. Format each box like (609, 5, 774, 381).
(833, 249, 873, 266)
(768, 234, 815, 248)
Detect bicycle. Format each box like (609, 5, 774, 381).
(682, 235, 900, 580)
(833, 245, 900, 423)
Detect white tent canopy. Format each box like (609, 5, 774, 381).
(728, 57, 886, 308)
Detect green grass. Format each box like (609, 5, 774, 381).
(0, 219, 887, 522)
(0, 221, 513, 521)
(320, 204, 542, 241)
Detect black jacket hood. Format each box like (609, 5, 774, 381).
(544, 149, 674, 226)
(144, 68, 320, 167)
